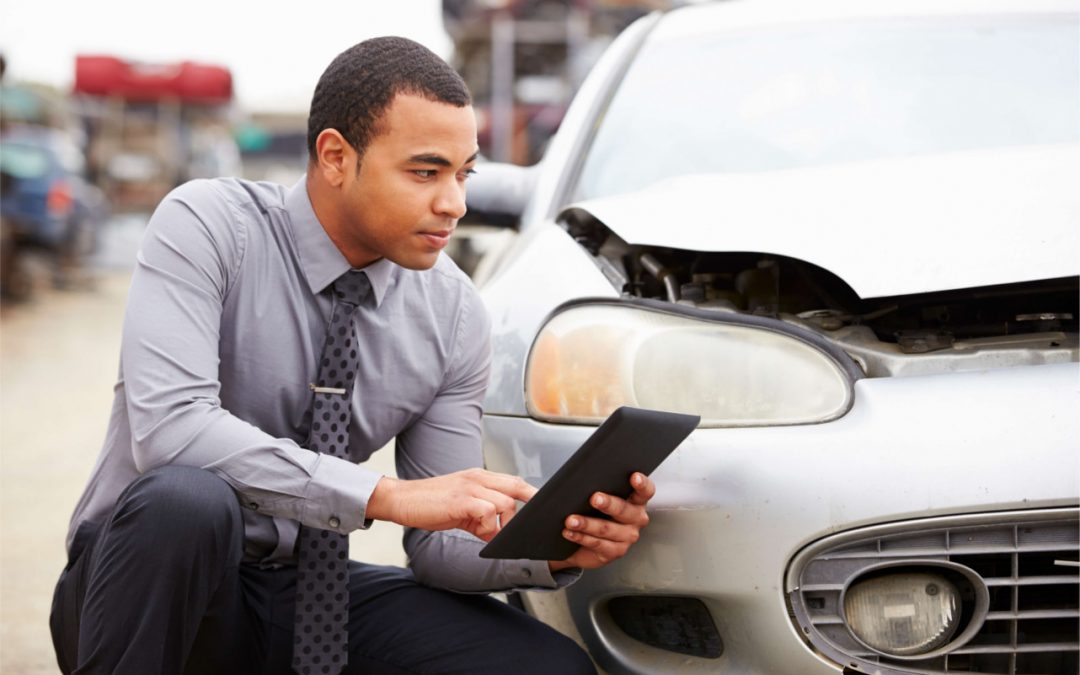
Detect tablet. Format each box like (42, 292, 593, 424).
(479, 406, 700, 561)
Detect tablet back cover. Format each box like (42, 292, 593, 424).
(479, 406, 699, 561)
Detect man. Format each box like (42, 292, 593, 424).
(50, 37, 654, 674)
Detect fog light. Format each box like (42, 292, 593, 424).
(843, 573, 961, 656)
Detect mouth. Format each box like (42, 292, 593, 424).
(418, 229, 453, 250)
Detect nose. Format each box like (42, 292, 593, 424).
(434, 178, 467, 220)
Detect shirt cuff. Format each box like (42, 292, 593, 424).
(508, 559, 583, 590)
(301, 453, 382, 534)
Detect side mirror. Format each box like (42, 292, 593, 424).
(463, 161, 537, 229)
(447, 161, 536, 280)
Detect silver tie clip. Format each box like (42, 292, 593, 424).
(309, 384, 347, 395)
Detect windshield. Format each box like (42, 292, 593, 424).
(576, 14, 1079, 201)
(0, 143, 50, 179)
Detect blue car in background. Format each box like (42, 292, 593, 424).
(0, 125, 107, 299)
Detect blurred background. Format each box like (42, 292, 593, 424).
(0, 0, 676, 297)
(0, 1, 679, 672)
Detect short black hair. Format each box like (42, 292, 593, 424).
(307, 37, 472, 162)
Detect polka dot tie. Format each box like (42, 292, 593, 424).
(293, 270, 370, 675)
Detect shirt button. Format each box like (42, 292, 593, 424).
(521, 568, 532, 579)
(329, 516, 341, 528)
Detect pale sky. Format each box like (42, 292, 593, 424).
(0, 0, 453, 112)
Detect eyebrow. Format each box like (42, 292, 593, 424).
(407, 151, 479, 167)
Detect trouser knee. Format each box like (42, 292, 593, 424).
(109, 465, 243, 563)
(490, 608, 597, 675)
(533, 631, 596, 675)
(51, 467, 248, 674)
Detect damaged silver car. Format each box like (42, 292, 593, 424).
(468, 1, 1079, 673)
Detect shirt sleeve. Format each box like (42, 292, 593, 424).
(393, 283, 581, 593)
(121, 181, 380, 535)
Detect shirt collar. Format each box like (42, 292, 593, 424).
(285, 177, 392, 307)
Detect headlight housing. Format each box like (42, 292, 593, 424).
(843, 572, 962, 656)
(525, 302, 858, 426)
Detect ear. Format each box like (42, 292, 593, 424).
(313, 129, 355, 188)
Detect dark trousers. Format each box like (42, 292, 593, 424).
(50, 466, 596, 675)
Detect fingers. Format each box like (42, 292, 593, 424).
(588, 490, 650, 528)
(465, 497, 500, 541)
(466, 468, 538, 503)
(476, 485, 517, 517)
(561, 527, 633, 564)
(465, 471, 528, 534)
(564, 514, 640, 546)
(556, 474, 656, 568)
(627, 472, 655, 506)
(480, 486, 518, 530)
(418, 469, 649, 547)
(459, 481, 522, 540)
(561, 489, 650, 563)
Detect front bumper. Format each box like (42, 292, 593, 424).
(481, 362, 1079, 674)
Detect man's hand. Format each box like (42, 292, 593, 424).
(549, 472, 655, 572)
(367, 468, 537, 541)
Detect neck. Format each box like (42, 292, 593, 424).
(306, 173, 380, 269)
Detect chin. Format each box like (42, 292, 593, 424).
(392, 251, 441, 271)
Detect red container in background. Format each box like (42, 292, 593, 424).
(74, 55, 232, 103)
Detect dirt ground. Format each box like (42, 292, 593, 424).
(1, 272, 130, 673)
(0, 253, 405, 672)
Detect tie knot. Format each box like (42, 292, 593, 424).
(332, 270, 370, 306)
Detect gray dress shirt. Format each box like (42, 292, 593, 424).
(66, 177, 569, 592)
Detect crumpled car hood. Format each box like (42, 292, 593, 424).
(561, 144, 1078, 299)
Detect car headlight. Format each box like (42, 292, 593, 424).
(525, 303, 856, 426)
(843, 572, 962, 656)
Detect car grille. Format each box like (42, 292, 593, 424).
(787, 508, 1079, 675)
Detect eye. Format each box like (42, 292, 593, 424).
(413, 169, 438, 179)
(459, 168, 477, 181)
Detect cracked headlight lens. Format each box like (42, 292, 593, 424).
(525, 304, 854, 426)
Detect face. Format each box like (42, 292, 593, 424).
(315, 94, 478, 270)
